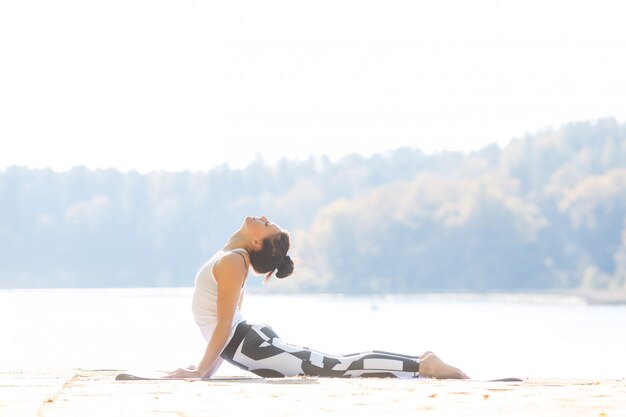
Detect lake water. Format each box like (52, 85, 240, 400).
(1, 289, 625, 380)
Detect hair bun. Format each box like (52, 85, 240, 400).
(275, 255, 294, 279)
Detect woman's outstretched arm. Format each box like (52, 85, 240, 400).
(167, 253, 246, 378)
(238, 292, 244, 310)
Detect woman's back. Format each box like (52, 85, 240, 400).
(191, 249, 247, 341)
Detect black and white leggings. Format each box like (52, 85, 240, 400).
(220, 321, 420, 378)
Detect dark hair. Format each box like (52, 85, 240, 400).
(249, 232, 294, 280)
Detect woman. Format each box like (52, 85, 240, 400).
(167, 215, 468, 379)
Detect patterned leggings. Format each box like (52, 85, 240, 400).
(220, 321, 420, 378)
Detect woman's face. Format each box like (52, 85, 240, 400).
(244, 216, 282, 241)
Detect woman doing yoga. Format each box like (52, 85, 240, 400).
(167, 216, 468, 379)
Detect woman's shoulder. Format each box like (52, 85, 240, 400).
(212, 251, 248, 285)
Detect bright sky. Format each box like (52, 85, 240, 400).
(1, 0, 625, 172)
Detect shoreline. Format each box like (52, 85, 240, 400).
(552, 289, 626, 305)
(5, 286, 626, 306)
(230, 287, 626, 306)
(1, 368, 624, 417)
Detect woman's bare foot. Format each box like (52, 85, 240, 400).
(419, 351, 433, 360)
(419, 352, 469, 379)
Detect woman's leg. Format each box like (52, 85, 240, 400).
(221, 322, 467, 379)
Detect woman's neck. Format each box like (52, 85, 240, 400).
(223, 230, 251, 253)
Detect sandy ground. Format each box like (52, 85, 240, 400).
(0, 368, 625, 417)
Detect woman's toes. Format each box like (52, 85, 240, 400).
(419, 353, 468, 379)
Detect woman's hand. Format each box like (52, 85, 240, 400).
(165, 367, 202, 379)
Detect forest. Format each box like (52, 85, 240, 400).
(1, 118, 625, 292)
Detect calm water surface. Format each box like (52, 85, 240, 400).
(1, 289, 624, 379)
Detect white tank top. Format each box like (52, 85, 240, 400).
(191, 249, 247, 342)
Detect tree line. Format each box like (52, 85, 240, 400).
(1, 118, 625, 292)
